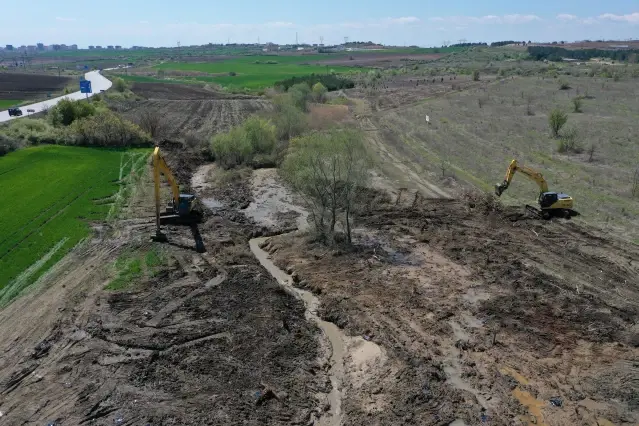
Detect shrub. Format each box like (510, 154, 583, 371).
(272, 95, 308, 140)
(210, 116, 278, 168)
(557, 127, 582, 153)
(48, 98, 97, 126)
(228, 71, 237, 76)
(114, 77, 127, 92)
(288, 83, 312, 112)
(472, 70, 480, 81)
(548, 108, 568, 138)
(0, 119, 62, 155)
(243, 116, 277, 154)
(559, 80, 571, 90)
(572, 97, 583, 113)
(275, 74, 355, 92)
(312, 82, 328, 103)
(68, 110, 151, 147)
(211, 128, 251, 168)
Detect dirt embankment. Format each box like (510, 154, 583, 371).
(264, 196, 639, 425)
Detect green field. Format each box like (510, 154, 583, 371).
(0, 145, 148, 302)
(154, 56, 359, 89)
(0, 100, 22, 110)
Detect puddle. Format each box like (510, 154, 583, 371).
(499, 366, 530, 385)
(201, 198, 224, 209)
(501, 367, 548, 426)
(463, 288, 490, 304)
(191, 163, 215, 190)
(244, 169, 308, 230)
(512, 387, 547, 426)
(249, 237, 345, 426)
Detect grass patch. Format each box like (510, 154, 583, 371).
(106, 255, 143, 290)
(106, 246, 167, 290)
(154, 56, 359, 90)
(0, 145, 150, 296)
(0, 100, 22, 109)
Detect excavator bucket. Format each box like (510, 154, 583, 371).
(495, 182, 508, 197)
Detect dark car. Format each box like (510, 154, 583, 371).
(8, 108, 23, 117)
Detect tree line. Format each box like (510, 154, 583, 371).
(528, 45, 639, 62)
(275, 74, 355, 92)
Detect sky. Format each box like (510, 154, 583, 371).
(0, 0, 637, 48)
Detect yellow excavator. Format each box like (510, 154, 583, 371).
(495, 159, 575, 219)
(152, 147, 202, 248)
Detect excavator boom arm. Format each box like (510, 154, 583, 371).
(495, 159, 549, 196)
(153, 147, 181, 205)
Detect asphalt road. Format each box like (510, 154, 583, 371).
(0, 70, 112, 123)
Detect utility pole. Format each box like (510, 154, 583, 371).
(296, 32, 298, 45)
(177, 41, 181, 61)
(344, 36, 349, 46)
(320, 36, 324, 46)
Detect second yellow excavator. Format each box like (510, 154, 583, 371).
(495, 159, 575, 219)
(152, 147, 203, 249)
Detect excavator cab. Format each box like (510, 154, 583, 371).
(176, 194, 196, 216)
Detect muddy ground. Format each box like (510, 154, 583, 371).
(0, 161, 331, 425)
(264, 193, 639, 426)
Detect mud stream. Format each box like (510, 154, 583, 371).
(249, 237, 345, 426)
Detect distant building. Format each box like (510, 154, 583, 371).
(96, 45, 103, 49)
(70, 44, 78, 50)
(37, 43, 44, 50)
(107, 45, 114, 49)
(27, 45, 37, 52)
(5, 45, 14, 50)
(89, 45, 95, 49)
(115, 45, 122, 49)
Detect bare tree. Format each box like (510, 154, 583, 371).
(587, 144, 597, 162)
(137, 110, 166, 139)
(281, 128, 369, 244)
(633, 167, 639, 198)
